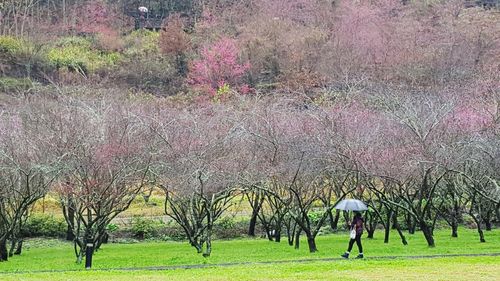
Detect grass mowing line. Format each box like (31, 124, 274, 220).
(2, 252, 499, 275)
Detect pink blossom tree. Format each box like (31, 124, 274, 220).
(189, 37, 251, 98)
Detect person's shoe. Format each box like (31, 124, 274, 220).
(355, 254, 364, 259)
(341, 253, 349, 259)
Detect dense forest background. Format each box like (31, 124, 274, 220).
(0, 0, 498, 99)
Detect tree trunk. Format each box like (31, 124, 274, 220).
(306, 235, 317, 253)
(483, 210, 492, 231)
(450, 200, 460, 237)
(95, 232, 108, 251)
(393, 217, 408, 245)
(14, 240, 23, 255)
(286, 218, 296, 246)
(392, 212, 398, 229)
(266, 229, 274, 241)
(470, 212, 486, 243)
(329, 209, 340, 231)
(191, 241, 203, 253)
(343, 211, 351, 229)
(365, 211, 376, 239)
(102, 232, 109, 244)
(451, 220, 458, 238)
(66, 200, 76, 241)
(485, 220, 492, 231)
(0, 239, 8, 262)
(9, 238, 16, 257)
(247, 191, 263, 237)
(384, 210, 392, 244)
(384, 224, 390, 243)
(367, 228, 375, 239)
(294, 230, 301, 249)
(76, 244, 84, 264)
(477, 226, 486, 242)
(419, 220, 435, 247)
(203, 218, 213, 257)
(407, 214, 416, 234)
(274, 230, 281, 243)
(248, 211, 259, 237)
(203, 238, 212, 257)
(495, 203, 500, 226)
(287, 229, 294, 246)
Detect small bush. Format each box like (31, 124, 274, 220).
(130, 216, 165, 240)
(213, 217, 248, 239)
(122, 30, 160, 58)
(47, 46, 89, 75)
(21, 214, 66, 238)
(54, 36, 93, 49)
(162, 221, 187, 241)
(0, 36, 23, 55)
(111, 55, 183, 95)
(95, 32, 124, 52)
(48, 36, 121, 75)
(0, 37, 54, 80)
(317, 226, 334, 236)
(107, 223, 119, 233)
(0, 77, 34, 93)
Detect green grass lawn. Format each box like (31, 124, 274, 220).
(0, 228, 498, 280)
(3, 257, 498, 281)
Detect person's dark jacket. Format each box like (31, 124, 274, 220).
(351, 216, 364, 235)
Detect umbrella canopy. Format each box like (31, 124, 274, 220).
(334, 199, 368, 211)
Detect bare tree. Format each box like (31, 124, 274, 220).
(53, 97, 150, 266)
(0, 102, 60, 261)
(153, 104, 243, 257)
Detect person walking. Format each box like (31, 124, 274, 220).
(341, 212, 364, 259)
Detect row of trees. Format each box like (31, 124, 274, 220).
(0, 87, 498, 262)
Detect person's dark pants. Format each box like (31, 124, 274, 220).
(347, 233, 363, 253)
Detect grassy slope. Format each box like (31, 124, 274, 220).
(32, 193, 250, 220)
(0, 228, 498, 280)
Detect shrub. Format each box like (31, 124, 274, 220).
(95, 31, 124, 52)
(0, 36, 23, 55)
(111, 56, 182, 95)
(122, 30, 160, 58)
(48, 36, 121, 75)
(47, 45, 89, 75)
(21, 214, 66, 238)
(0, 37, 54, 80)
(159, 14, 190, 56)
(130, 216, 165, 240)
(0, 77, 34, 93)
(213, 217, 248, 239)
(54, 36, 93, 49)
(162, 221, 187, 241)
(107, 223, 119, 233)
(317, 226, 334, 236)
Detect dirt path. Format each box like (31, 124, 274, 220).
(1, 252, 499, 275)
